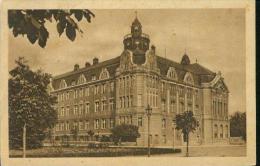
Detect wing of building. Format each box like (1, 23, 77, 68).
(50, 16, 230, 146)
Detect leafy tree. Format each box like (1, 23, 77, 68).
(70, 126, 79, 141)
(87, 130, 95, 141)
(9, 57, 57, 149)
(111, 124, 140, 145)
(175, 111, 199, 157)
(8, 9, 95, 48)
(230, 112, 246, 140)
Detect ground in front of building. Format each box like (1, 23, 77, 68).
(9, 144, 246, 157)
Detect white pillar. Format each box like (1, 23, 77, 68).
(167, 90, 170, 113)
(192, 91, 195, 113)
(176, 91, 179, 114)
(184, 89, 187, 112)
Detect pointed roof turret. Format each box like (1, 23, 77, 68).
(181, 53, 190, 65)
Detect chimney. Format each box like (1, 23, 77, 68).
(93, 57, 99, 65)
(85, 62, 91, 68)
(74, 64, 79, 71)
(151, 45, 156, 53)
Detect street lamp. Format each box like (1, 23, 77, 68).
(172, 119, 176, 150)
(146, 104, 152, 157)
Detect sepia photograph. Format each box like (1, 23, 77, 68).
(0, 0, 256, 166)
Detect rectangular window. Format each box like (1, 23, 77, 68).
(60, 107, 64, 116)
(85, 121, 89, 130)
(95, 101, 99, 112)
(110, 119, 114, 128)
(110, 82, 114, 92)
(94, 119, 99, 129)
(66, 106, 70, 116)
(85, 103, 90, 114)
(85, 87, 89, 96)
(102, 84, 106, 94)
(109, 99, 114, 111)
(79, 121, 84, 130)
(79, 88, 83, 97)
(122, 97, 125, 108)
(127, 96, 129, 107)
(74, 105, 78, 115)
(120, 97, 122, 108)
(66, 91, 70, 100)
(92, 75, 96, 81)
(138, 117, 143, 127)
(102, 119, 106, 129)
(66, 122, 70, 131)
(162, 119, 166, 129)
(102, 100, 106, 111)
(79, 104, 83, 115)
(162, 99, 166, 112)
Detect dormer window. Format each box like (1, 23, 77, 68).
(78, 74, 86, 84)
(59, 79, 67, 89)
(99, 68, 110, 80)
(167, 67, 178, 81)
(184, 72, 194, 85)
(92, 75, 96, 81)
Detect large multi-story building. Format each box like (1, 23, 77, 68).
(50, 16, 230, 146)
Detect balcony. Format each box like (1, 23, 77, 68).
(123, 33, 150, 40)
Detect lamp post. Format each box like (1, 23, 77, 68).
(146, 104, 152, 157)
(172, 119, 176, 150)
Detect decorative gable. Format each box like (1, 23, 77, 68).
(183, 72, 194, 85)
(99, 68, 110, 80)
(59, 79, 67, 89)
(213, 79, 229, 93)
(78, 74, 86, 84)
(167, 67, 178, 81)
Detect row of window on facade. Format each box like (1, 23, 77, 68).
(118, 75, 135, 89)
(59, 68, 110, 89)
(136, 116, 176, 129)
(214, 124, 229, 139)
(147, 90, 158, 107)
(161, 82, 199, 99)
(57, 82, 114, 102)
(146, 75, 159, 89)
(212, 99, 228, 118)
(55, 118, 115, 131)
(57, 99, 114, 117)
(161, 99, 198, 114)
(119, 96, 133, 108)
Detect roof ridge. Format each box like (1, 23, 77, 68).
(191, 63, 215, 75)
(53, 56, 121, 79)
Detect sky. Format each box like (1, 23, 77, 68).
(8, 9, 246, 114)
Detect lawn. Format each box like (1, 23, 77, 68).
(9, 146, 181, 157)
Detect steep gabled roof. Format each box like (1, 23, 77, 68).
(156, 55, 216, 85)
(52, 56, 120, 90)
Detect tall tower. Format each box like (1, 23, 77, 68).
(123, 14, 150, 65)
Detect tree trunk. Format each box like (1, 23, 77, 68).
(186, 133, 189, 157)
(23, 123, 26, 158)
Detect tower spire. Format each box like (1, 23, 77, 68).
(135, 11, 138, 18)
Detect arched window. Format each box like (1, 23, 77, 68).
(225, 125, 229, 138)
(78, 74, 86, 84)
(184, 72, 194, 85)
(99, 68, 110, 80)
(59, 79, 67, 89)
(167, 67, 178, 81)
(214, 124, 218, 138)
(220, 125, 224, 138)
